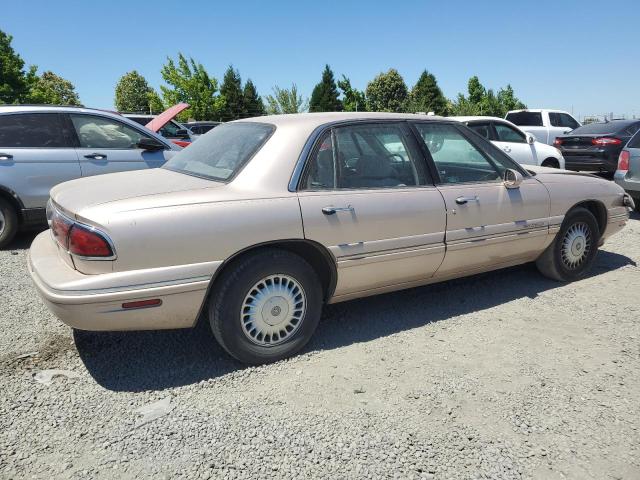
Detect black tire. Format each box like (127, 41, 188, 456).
(209, 248, 323, 365)
(0, 197, 18, 249)
(536, 207, 600, 282)
(541, 158, 559, 168)
(632, 197, 640, 212)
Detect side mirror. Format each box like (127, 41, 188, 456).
(136, 137, 165, 151)
(526, 133, 536, 144)
(175, 128, 190, 139)
(504, 168, 523, 189)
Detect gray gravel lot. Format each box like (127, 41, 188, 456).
(1, 214, 639, 479)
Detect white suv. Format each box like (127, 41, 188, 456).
(451, 116, 565, 169)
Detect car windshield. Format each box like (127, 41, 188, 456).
(570, 122, 630, 135)
(163, 122, 274, 181)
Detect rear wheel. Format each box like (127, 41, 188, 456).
(536, 207, 600, 281)
(209, 249, 323, 364)
(0, 198, 18, 249)
(541, 158, 559, 168)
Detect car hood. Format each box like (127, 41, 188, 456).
(145, 103, 190, 133)
(50, 168, 221, 217)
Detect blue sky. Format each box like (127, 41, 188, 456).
(3, 0, 639, 120)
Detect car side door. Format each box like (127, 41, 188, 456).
(297, 122, 447, 299)
(0, 112, 81, 211)
(492, 121, 539, 166)
(411, 121, 550, 276)
(68, 113, 172, 178)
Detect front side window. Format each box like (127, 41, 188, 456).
(494, 123, 526, 143)
(164, 122, 274, 181)
(70, 114, 152, 149)
(0, 113, 71, 148)
(558, 113, 579, 129)
(413, 123, 507, 184)
(505, 111, 543, 127)
(467, 122, 492, 140)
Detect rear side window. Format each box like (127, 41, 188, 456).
(0, 113, 71, 148)
(505, 111, 543, 127)
(628, 131, 640, 149)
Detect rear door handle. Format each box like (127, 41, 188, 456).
(0, 153, 13, 161)
(84, 153, 107, 160)
(455, 196, 479, 205)
(322, 205, 354, 215)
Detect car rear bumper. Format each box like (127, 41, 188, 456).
(28, 231, 218, 331)
(613, 171, 640, 198)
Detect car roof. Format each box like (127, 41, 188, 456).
(0, 104, 119, 115)
(449, 116, 507, 123)
(238, 112, 445, 129)
(507, 109, 570, 114)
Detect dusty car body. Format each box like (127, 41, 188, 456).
(28, 113, 632, 364)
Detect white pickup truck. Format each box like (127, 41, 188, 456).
(505, 109, 581, 146)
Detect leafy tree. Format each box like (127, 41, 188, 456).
(0, 29, 36, 103)
(243, 79, 264, 117)
(365, 69, 408, 112)
(309, 65, 342, 112)
(220, 65, 244, 121)
(467, 76, 485, 105)
(28, 71, 81, 105)
(265, 84, 307, 114)
(451, 76, 526, 117)
(160, 53, 224, 121)
(114, 71, 153, 112)
(147, 89, 165, 114)
(408, 70, 448, 115)
(497, 85, 526, 113)
(337, 75, 366, 112)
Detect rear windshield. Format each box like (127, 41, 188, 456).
(570, 122, 630, 135)
(505, 111, 543, 127)
(163, 122, 274, 181)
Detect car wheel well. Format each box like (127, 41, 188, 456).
(210, 240, 336, 304)
(541, 158, 559, 168)
(569, 200, 606, 236)
(0, 189, 22, 223)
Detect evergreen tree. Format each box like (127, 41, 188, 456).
(243, 79, 265, 117)
(114, 71, 152, 112)
(265, 84, 307, 114)
(309, 65, 342, 112)
(220, 65, 244, 121)
(408, 70, 448, 115)
(365, 69, 408, 112)
(337, 75, 366, 112)
(0, 29, 36, 103)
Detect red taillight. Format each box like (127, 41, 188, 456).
(553, 138, 563, 147)
(50, 211, 73, 249)
(68, 225, 113, 258)
(591, 137, 622, 146)
(618, 150, 630, 172)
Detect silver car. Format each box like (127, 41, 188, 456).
(28, 113, 633, 365)
(614, 131, 640, 210)
(0, 105, 179, 247)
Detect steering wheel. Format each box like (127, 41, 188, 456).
(425, 135, 444, 154)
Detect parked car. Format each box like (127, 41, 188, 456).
(125, 104, 193, 147)
(505, 109, 581, 145)
(553, 120, 640, 174)
(28, 113, 632, 365)
(614, 129, 640, 210)
(184, 121, 220, 136)
(0, 105, 179, 248)
(451, 116, 565, 169)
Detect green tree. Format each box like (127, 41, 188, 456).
(160, 53, 223, 120)
(337, 75, 366, 112)
(408, 70, 448, 115)
(265, 84, 307, 114)
(28, 71, 81, 105)
(467, 76, 485, 105)
(147, 89, 165, 114)
(220, 65, 244, 121)
(451, 76, 526, 117)
(0, 29, 36, 103)
(365, 69, 408, 112)
(114, 71, 153, 112)
(497, 84, 526, 114)
(243, 79, 264, 117)
(309, 65, 342, 112)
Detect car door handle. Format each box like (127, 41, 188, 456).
(0, 153, 13, 161)
(322, 205, 354, 215)
(502, 146, 511, 153)
(455, 196, 479, 205)
(84, 153, 107, 160)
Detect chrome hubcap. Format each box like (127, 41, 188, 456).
(240, 274, 306, 346)
(561, 222, 591, 269)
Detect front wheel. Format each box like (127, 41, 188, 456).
(536, 207, 600, 282)
(0, 198, 18, 249)
(209, 249, 323, 364)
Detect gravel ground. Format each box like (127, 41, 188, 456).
(1, 213, 639, 480)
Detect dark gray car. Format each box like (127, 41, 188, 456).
(614, 130, 640, 211)
(0, 105, 179, 247)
